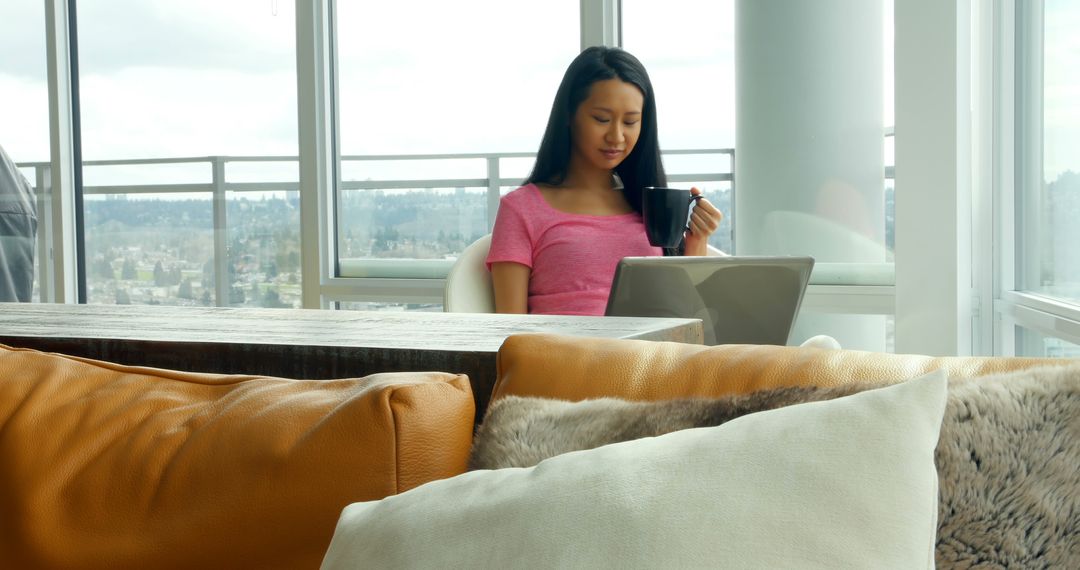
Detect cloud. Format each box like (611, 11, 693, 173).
(0, 2, 48, 79)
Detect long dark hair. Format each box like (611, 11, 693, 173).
(525, 46, 667, 215)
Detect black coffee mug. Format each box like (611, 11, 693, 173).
(642, 187, 704, 247)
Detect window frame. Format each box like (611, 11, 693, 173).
(991, 0, 1080, 353)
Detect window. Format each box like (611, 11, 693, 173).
(333, 0, 579, 291)
(0, 1, 48, 302)
(621, 0, 735, 253)
(0, 2, 49, 162)
(998, 0, 1080, 355)
(74, 0, 299, 307)
(1018, 0, 1080, 305)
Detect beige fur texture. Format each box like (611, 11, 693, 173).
(469, 365, 1080, 567)
(469, 383, 873, 470)
(935, 365, 1080, 567)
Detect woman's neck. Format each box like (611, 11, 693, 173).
(561, 157, 615, 193)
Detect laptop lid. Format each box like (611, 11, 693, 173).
(604, 256, 815, 346)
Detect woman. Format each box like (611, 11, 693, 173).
(486, 46, 723, 315)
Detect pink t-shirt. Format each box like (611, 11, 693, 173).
(486, 184, 662, 316)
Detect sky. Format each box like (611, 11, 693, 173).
(0, 0, 1073, 182)
(0, 0, 734, 170)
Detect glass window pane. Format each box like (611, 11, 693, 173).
(622, 0, 736, 253)
(1022, 0, 1080, 305)
(0, 2, 49, 162)
(1015, 326, 1080, 358)
(622, 0, 734, 150)
(84, 193, 214, 306)
(0, 1, 47, 302)
(338, 186, 486, 272)
(75, 0, 298, 306)
(227, 189, 301, 308)
(333, 1, 579, 271)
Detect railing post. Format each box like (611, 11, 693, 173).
(728, 148, 736, 254)
(212, 157, 229, 307)
(486, 156, 500, 231)
(34, 165, 53, 302)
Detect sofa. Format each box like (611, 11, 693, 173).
(1, 334, 1077, 568)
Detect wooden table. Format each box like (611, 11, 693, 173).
(0, 303, 702, 420)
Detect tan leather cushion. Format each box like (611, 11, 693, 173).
(0, 344, 474, 570)
(492, 333, 1074, 403)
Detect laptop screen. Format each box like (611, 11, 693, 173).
(604, 256, 814, 346)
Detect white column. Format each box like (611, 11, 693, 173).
(894, 0, 973, 356)
(735, 0, 886, 350)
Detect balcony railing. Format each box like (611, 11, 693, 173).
(20, 149, 736, 309)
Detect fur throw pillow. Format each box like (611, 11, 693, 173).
(469, 365, 1080, 568)
(469, 383, 875, 471)
(935, 365, 1080, 567)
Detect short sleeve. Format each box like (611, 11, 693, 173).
(486, 192, 534, 271)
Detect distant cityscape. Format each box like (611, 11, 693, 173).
(78, 185, 735, 311)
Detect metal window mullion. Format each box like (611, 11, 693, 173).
(580, 0, 620, 49)
(43, 0, 78, 304)
(296, 0, 337, 309)
(1012, 0, 1044, 355)
(995, 293, 1080, 348)
(212, 158, 229, 307)
(1015, 0, 1043, 294)
(486, 157, 500, 230)
(993, 0, 1018, 355)
(971, 0, 996, 356)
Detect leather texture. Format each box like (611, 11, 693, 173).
(492, 333, 1075, 403)
(0, 343, 474, 570)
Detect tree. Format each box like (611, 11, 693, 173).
(93, 258, 115, 280)
(200, 289, 212, 306)
(121, 258, 137, 280)
(168, 266, 182, 286)
(115, 289, 131, 305)
(178, 278, 194, 300)
(262, 289, 289, 308)
(229, 286, 245, 305)
(153, 261, 167, 286)
(202, 259, 214, 289)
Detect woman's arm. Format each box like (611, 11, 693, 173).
(683, 187, 724, 256)
(491, 261, 531, 314)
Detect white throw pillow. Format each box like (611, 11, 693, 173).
(322, 370, 947, 570)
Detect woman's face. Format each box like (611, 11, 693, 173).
(570, 78, 644, 174)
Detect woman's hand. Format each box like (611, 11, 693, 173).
(684, 187, 723, 256)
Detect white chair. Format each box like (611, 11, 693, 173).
(442, 235, 728, 313)
(443, 234, 495, 313)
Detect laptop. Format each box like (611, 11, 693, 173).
(604, 256, 815, 346)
